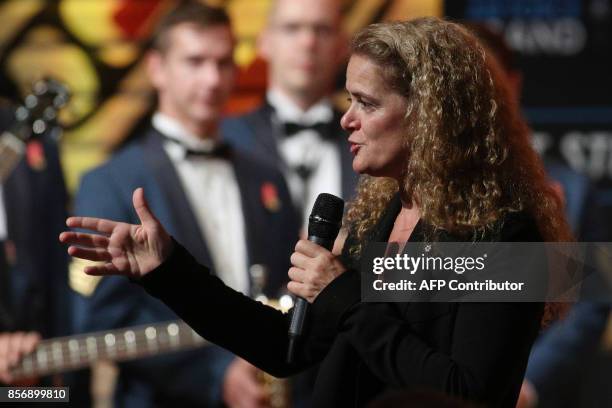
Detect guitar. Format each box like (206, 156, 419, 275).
(0, 78, 69, 183)
(9, 320, 208, 381)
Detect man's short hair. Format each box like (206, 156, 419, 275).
(151, 1, 231, 53)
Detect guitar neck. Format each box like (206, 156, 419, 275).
(11, 320, 207, 380)
(0, 131, 25, 183)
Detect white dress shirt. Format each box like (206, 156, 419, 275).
(152, 113, 249, 295)
(267, 90, 342, 230)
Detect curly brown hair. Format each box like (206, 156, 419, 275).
(344, 17, 572, 256)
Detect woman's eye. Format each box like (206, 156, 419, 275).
(347, 96, 374, 110)
(358, 99, 373, 109)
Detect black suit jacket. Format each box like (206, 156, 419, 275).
(140, 193, 544, 407)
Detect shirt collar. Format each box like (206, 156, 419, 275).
(152, 112, 218, 152)
(266, 89, 334, 125)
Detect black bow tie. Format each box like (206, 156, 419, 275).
(164, 137, 231, 159)
(282, 121, 330, 137)
(184, 143, 231, 159)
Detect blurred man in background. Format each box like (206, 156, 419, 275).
(0, 99, 89, 404)
(222, 0, 358, 230)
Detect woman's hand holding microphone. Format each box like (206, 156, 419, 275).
(287, 235, 347, 303)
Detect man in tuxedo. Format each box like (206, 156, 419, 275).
(222, 0, 358, 229)
(71, 3, 299, 407)
(0, 102, 90, 403)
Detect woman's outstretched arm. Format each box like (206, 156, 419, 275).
(60, 187, 337, 377)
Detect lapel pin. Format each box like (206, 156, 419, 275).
(261, 182, 281, 213)
(26, 140, 47, 171)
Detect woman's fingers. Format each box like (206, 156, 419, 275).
(288, 266, 307, 283)
(84, 263, 121, 276)
(132, 188, 160, 227)
(67, 246, 112, 262)
(290, 251, 310, 269)
(66, 216, 118, 234)
(60, 231, 110, 248)
(287, 281, 315, 303)
(294, 239, 326, 257)
(288, 266, 323, 302)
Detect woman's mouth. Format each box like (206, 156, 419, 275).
(350, 143, 361, 155)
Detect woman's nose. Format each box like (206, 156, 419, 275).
(340, 109, 359, 132)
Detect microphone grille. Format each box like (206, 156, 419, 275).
(311, 193, 344, 222)
(308, 194, 344, 239)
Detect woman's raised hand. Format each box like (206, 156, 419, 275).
(59, 188, 173, 279)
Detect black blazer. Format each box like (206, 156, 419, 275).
(140, 193, 544, 407)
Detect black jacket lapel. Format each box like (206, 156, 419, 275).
(245, 103, 283, 163)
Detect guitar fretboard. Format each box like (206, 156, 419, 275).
(11, 320, 207, 380)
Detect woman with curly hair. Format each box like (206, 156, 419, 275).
(58, 17, 571, 407)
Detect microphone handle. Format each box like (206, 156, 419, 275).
(287, 235, 334, 363)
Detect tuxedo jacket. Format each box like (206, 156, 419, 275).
(221, 102, 359, 202)
(72, 127, 299, 407)
(140, 193, 544, 408)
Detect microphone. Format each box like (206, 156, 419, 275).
(287, 193, 344, 363)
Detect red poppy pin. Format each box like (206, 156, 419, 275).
(26, 140, 46, 171)
(261, 182, 281, 212)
